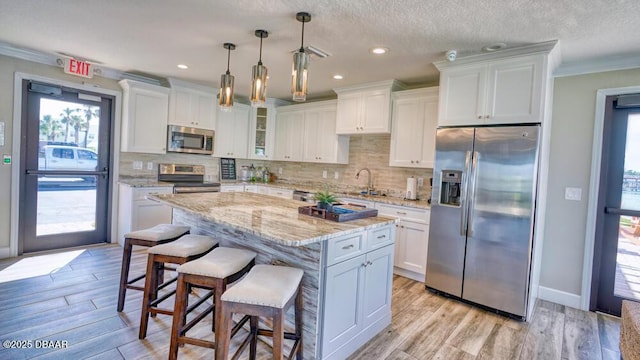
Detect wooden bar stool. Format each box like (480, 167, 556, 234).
(216, 265, 304, 360)
(117, 224, 190, 312)
(168, 247, 257, 360)
(138, 234, 218, 339)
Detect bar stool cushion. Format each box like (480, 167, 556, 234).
(177, 247, 257, 278)
(148, 234, 218, 257)
(221, 265, 304, 309)
(125, 224, 190, 242)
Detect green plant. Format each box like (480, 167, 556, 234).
(314, 187, 336, 206)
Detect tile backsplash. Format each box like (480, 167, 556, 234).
(119, 134, 433, 200)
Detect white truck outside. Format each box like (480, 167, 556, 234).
(38, 145, 98, 171)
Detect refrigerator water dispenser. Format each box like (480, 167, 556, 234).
(440, 170, 462, 206)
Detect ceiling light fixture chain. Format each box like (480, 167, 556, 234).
(292, 11, 311, 102)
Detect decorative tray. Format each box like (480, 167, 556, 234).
(298, 203, 378, 222)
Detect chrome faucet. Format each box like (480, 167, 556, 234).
(355, 168, 374, 194)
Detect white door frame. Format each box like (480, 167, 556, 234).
(581, 85, 640, 310)
(8, 72, 121, 257)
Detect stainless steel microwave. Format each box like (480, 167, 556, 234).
(167, 125, 214, 155)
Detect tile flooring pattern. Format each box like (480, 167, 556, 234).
(0, 244, 622, 359)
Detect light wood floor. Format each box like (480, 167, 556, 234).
(0, 244, 621, 359)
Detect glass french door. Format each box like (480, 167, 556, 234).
(592, 94, 640, 316)
(19, 80, 113, 253)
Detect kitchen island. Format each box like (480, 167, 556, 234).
(148, 192, 397, 360)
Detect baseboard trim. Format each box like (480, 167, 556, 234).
(538, 286, 582, 309)
(393, 267, 424, 282)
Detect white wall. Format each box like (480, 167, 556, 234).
(540, 68, 640, 301)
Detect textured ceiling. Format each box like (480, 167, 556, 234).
(1, 0, 639, 101)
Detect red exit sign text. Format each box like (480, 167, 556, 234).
(63, 58, 94, 79)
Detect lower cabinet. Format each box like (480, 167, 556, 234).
(117, 185, 173, 244)
(321, 226, 395, 360)
(220, 184, 245, 192)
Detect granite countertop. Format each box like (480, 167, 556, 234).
(118, 179, 174, 188)
(148, 192, 397, 247)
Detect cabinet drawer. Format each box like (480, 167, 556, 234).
(267, 188, 293, 199)
(132, 187, 173, 201)
(327, 231, 366, 266)
(375, 203, 429, 224)
(367, 226, 394, 251)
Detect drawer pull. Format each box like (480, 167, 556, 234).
(397, 211, 407, 215)
(377, 235, 386, 239)
(342, 244, 355, 250)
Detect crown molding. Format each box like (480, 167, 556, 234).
(434, 40, 558, 70)
(554, 53, 640, 77)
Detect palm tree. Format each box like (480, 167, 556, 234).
(60, 107, 80, 143)
(82, 106, 99, 148)
(70, 114, 84, 145)
(39, 115, 63, 140)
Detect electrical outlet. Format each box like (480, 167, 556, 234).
(147, 162, 154, 170)
(133, 161, 143, 170)
(322, 170, 327, 178)
(278, 167, 283, 175)
(417, 177, 424, 187)
(334, 171, 339, 180)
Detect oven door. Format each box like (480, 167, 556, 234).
(167, 125, 214, 155)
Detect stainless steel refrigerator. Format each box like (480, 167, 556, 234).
(425, 125, 540, 318)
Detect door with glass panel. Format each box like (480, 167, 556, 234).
(592, 94, 640, 316)
(19, 81, 112, 253)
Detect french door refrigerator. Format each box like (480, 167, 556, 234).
(425, 124, 540, 318)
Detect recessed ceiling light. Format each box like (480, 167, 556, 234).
(482, 43, 507, 52)
(333, 75, 343, 80)
(370, 47, 389, 55)
(177, 64, 189, 69)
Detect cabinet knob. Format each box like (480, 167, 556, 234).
(485, 115, 490, 119)
(477, 115, 482, 119)
(415, 160, 419, 163)
(411, 161, 414, 164)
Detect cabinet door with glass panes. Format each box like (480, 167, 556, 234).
(248, 105, 276, 160)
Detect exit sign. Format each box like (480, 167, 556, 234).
(63, 58, 94, 79)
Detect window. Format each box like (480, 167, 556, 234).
(52, 148, 75, 159)
(78, 149, 97, 160)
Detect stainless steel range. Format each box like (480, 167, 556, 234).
(158, 163, 220, 193)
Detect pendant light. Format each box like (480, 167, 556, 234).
(219, 42, 236, 111)
(292, 12, 311, 102)
(250, 30, 268, 107)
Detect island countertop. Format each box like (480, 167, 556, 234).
(148, 192, 397, 247)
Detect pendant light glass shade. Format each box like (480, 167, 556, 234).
(292, 50, 309, 102)
(251, 30, 268, 107)
(219, 43, 236, 112)
(292, 12, 311, 102)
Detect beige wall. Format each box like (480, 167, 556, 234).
(0, 54, 120, 249)
(540, 68, 640, 295)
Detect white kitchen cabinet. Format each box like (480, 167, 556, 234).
(376, 203, 430, 282)
(117, 185, 173, 244)
(274, 110, 304, 161)
(266, 187, 293, 199)
(248, 105, 276, 160)
(119, 79, 169, 154)
(243, 184, 258, 193)
(336, 197, 374, 209)
(322, 226, 394, 360)
(213, 103, 250, 158)
(437, 54, 544, 126)
(277, 101, 349, 164)
(167, 78, 216, 130)
(389, 87, 439, 168)
(334, 80, 406, 134)
(220, 184, 245, 192)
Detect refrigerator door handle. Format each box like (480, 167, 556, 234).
(467, 151, 480, 237)
(461, 150, 472, 236)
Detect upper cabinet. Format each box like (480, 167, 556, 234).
(213, 103, 250, 159)
(334, 80, 407, 135)
(275, 100, 349, 164)
(389, 87, 439, 168)
(167, 79, 216, 130)
(435, 42, 558, 126)
(119, 79, 169, 154)
(248, 104, 276, 160)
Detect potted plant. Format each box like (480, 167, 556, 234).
(314, 187, 336, 212)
